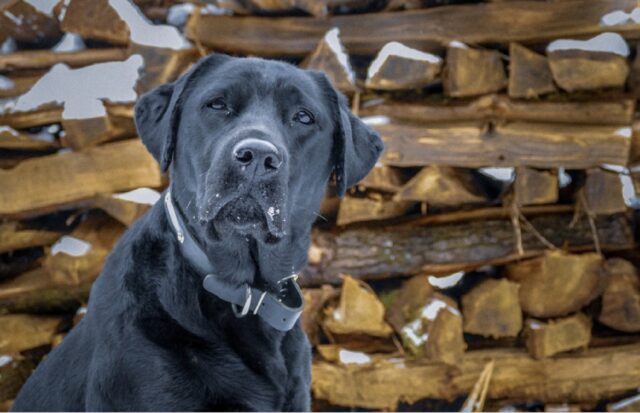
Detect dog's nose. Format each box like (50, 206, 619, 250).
(232, 138, 282, 176)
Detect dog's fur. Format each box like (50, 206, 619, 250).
(11, 54, 383, 412)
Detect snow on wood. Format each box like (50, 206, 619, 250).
(112, 188, 161, 205)
(600, 8, 640, 26)
(366, 42, 441, 90)
(547, 33, 630, 56)
(52, 33, 85, 53)
(50, 236, 91, 257)
(324, 28, 354, 84)
(428, 271, 465, 289)
(338, 350, 371, 365)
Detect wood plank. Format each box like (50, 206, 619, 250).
(301, 212, 634, 286)
(462, 278, 522, 338)
(524, 313, 592, 359)
(312, 344, 640, 410)
(186, 1, 640, 57)
(443, 46, 507, 97)
(0, 49, 129, 73)
(360, 95, 635, 125)
(0, 139, 162, 218)
(0, 314, 61, 354)
(0, 221, 63, 254)
(508, 43, 556, 98)
(377, 121, 631, 168)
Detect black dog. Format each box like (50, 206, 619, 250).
(11, 54, 383, 411)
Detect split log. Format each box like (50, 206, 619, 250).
(443, 46, 506, 97)
(599, 258, 640, 332)
(336, 195, 413, 226)
(323, 276, 393, 337)
(514, 167, 558, 206)
(59, 0, 130, 45)
(0, 356, 34, 403)
(60, 112, 136, 149)
(462, 278, 522, 338)
(357, 165, 405, 193)
(360, 95, 635, 126)
(424, 305, 466, 365)
(385, 275, 434, 333)
(506, 251, 604, 318)
(91, 193, 153, 226)
(0, 215, 125, 313)
(0, 49, 129, 73)
(301, 286, 339, 345)
(185, 1, 640, 57)
(547, 34, 630, 92)
(582, 168, 626, 215)
(301, 28, 356, 93)
(0, 126, 58, 151)
(0, 105, 63, 130)
(376, 121, 631, 168)
(524, 314, 592, 359)
(0, 221, 62, 254)
(0, 314, 61, 354)
(0, 1, 60, 45)
(312, 343, 640, 410)
(129, 44, 198, 94)
(365, 42, 442, 91)
(508, 43, 556, 98)
(393, 165, 487, 206)
(0, 139, 162, 218)
(302, 212, 633, 286)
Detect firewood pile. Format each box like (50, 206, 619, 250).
(1, 0, 640, 411)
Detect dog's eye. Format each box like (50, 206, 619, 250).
(293, 110, 314, 125)
(207, 98, 227, 111)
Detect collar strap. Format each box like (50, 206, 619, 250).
(163, 190, 304, 332)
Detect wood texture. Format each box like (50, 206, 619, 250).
(508, 43, 556, 98)
(514, 167, 558, 206)
(312, 344, 640, 410)
(444, 46, 507, 97)
(301, 31, 356, 93)
(59, 0, 130, 45)
(301, 212, 633, 286)
(185, 1, 640, 57)
(599, 258, 640, 332)
(0, 139, 162, 217)
(524, 313, 592, 359)
(336, 195, 413, 225)
(462, 278, 522, 338)
(425, 306, 466, 365)
(0, 0, 60, 44)
(548, 49, 630, 92)
(365, 46, 441, 91)
(377, 121, 631, 168)
(0, 221, 63, 254)
(583, 168, 627, 215)
(0, 49, 129, 73)
(0, 314, 61, 354)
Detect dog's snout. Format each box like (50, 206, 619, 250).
(232, 138, 282, 176)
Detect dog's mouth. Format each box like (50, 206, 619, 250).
(206, 195, 286, 241)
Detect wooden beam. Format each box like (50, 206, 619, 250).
(0, 221, 63, 254)
(377, 121, 631, 168)
(312, 344, 640, 410)
(0, 48, 129, 73)
(186, 1, 640, 57)
(0, 139, 162, 218)
(301, 212, 634, 286)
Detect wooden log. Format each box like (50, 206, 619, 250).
(59, 0, 130, 45)
(365, 42, 442, 91)
(524, 313, 592, 359)
(506, 251, 604, 318)
(129, 44, 199, 94)
(462, 278, 522, 338)
(312, 343, 640, 410)
(0, 48, 129, 73)
(0, 356, 35, 403)
(0, 216, 124, 313)
(0, 126, 58, 151)
(336, 195, 413, 226)
(514, 167, 558, 206)
(186, 1, 640, 57)
(301, 28, 356, 93)
(301, 286, 339, 345)
(91, 193, 152, 226)
(60, 114, 136, 150)
(386, 275, 434, 333)
(301, 212, 633, 286)
(599, 258, 640, 332)
(0, 105, 63, 130)
(376, 121, 631, 168)
(547, 34, 630, 92)
(607, 392, 640, 412)
(0, 221, 62, 254)
(0, 139, 162, 218)
(424, 305, 466, 365)
(508, 43, 556, 98)
(582, 168, 626, 215)
(213, 0, 329, 17)
(323, 276, 393, 337)
(0, 314, 61, 354)
(393, 165, 487, 206)
(360, 95, 635, 126)
(443, 45, 506, 97)
(0, 0, 61, 45)
(357, 165, 405, 193)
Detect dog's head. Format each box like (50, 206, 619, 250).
(135, 54, 382, 284)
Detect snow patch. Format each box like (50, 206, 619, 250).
(558, 167, 572, 188)
(4, 11, 23, 25)
(362, 115, 390, 126)
(420, 299, 449, 320)
(528, 320, 543, 330)
(52, 33, 86, 53)
(601, 8, 640, 26)
(368, 41, 441, 80)
(428, 271, 464, 289)
(547, 33, 630, 57)
(25, 0, 59, 16)
(620, 174, 639, 208)
(51, 236, 91, 257)
(324, 28, 354, 83)
(57, 0, 71, 20)
(113, 187, 161, 205)
(449, 40, 468, 49)
(201, 4, 232, 15)
(479, 167, 514, 182)
(1, 37, 16, 54)
(339, 350, 371, 365)
(108, 0, 191, 50)
(13, 55, 143, 119)
(401, 319, 428, 346)
(0, 355, 13, 367)
(333, 309, 342, 321)
(615, 127, 632, 138)
(166, 3, 195, 27)
(0, 126, 19, 136)
(609, 394, 640, 411)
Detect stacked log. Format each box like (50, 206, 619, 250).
(1, 0, 640, 412)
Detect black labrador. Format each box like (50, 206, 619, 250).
(11, 54, 383, 411)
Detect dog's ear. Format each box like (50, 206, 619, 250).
(310, 72, 384, 197)
(134, 53, 232, 172)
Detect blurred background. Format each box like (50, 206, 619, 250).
(1, 0, 640, 411)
